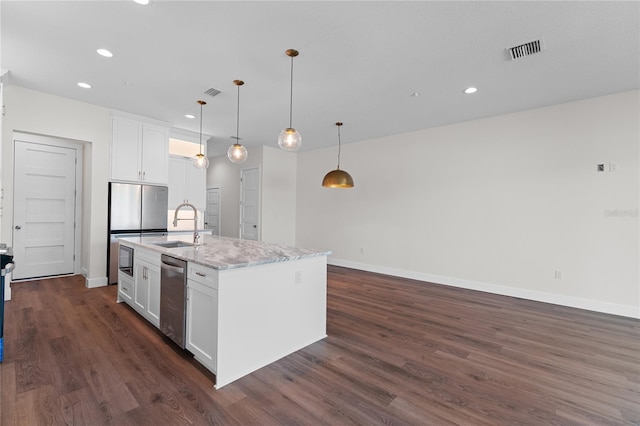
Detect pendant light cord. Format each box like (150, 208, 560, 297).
(236, 83, 241, 141)
(199, 102, 203, 155)
(289, 55, 294, 128)
(337, 125, 342, 169)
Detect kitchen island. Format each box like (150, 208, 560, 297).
(117, 234, 330, 389)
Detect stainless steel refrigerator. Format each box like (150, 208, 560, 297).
(107, 182, 168, 284)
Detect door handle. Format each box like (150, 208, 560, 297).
(15, 225, 21, 230)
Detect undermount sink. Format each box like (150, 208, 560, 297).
(151, 241, 195, 248)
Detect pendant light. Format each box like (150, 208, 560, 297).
(193, 100, 209, 169)
(322, 122, 354, 188)
(228, 80, 248, 164)
(278, 49, 302, 152)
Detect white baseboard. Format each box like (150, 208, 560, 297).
(3, 274, 11, 301)
(329, 258, 640, 319)
(85, 276, 108, 288)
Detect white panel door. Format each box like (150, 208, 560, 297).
(168, 155, 187, 209)
(185, 163, 206, 210)
(13, 141, 77, 279)
(205, 187, 220, 236)
(240, 167, 260, 240)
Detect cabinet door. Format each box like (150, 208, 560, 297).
(185, 163, 206, 210)
(168, 156, 187, 209)
(133, 259, 149, 315)
(146, 263, 161, 327)
(111, 117, 142, 182)
(141, 124, 168, 184)
(186, 280, 217, 372)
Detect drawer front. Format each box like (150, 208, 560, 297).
(118, 272, 134, 301)
(188, 263, 218, 289)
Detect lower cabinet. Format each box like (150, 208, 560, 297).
(131, 248, 161, 328)
(186, 267, 218, 373)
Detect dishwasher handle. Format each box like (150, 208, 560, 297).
(161, 259, 185, 274)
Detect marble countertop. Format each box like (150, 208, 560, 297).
(119, 234, 331, 271)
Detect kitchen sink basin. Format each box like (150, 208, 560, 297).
(151, 241, 195, 248)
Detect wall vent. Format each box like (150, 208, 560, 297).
(507, 39, 543, 60)
(204, 88, 222, 97)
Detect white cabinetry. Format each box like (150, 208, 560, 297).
(168, 155, 206, 210)
(132, 248, 161, 327)
(111, 115, 169, 184)
(186, 262, 218, 373)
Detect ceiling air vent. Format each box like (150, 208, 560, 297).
(507, 39, 543, 60)
(204, 88, 221, 97)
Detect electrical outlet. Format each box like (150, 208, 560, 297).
(295, 270, 303, 284)
(609, 162, 619, 172)
(360, 247, 365, 254)
(554, 270, 563, 280)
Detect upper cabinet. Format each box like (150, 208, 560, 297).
(168, 155, 206, 211)
(111, 115, 169, 184)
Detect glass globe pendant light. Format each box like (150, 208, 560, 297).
(322, 122, 354, 188)
(228, 80, 248, 164)
(193, 100, 209, 169)
(278, 49, 302, 152)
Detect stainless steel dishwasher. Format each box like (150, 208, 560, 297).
(160, 254, 187, 348)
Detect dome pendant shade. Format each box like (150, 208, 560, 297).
(278, 127, 302, 152)
(322, 169, 354, 188)
(227, 143, 248, 163)
(322, 122, 354, 188)
(278, 49, 302, 152)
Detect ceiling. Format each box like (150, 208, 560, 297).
(2, 1, 639, 156)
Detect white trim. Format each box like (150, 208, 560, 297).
(85, 276, 108, 288)
(109, 110, 171, 128)
(3, 272, 12, 301)
(329, 258, 640, 319)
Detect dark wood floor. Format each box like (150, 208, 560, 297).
(1, 266, 638, 425)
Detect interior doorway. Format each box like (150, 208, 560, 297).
(240, 167, 260, 241)
(205, 187, 220, 236)
(12, 134, 82, 280)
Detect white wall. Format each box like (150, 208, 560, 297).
(296, 91, 640, 318)
(2, 86, 110, 285)
(261, 146, 297, 246)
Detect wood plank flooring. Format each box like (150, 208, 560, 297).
(1, 266, 638, 425)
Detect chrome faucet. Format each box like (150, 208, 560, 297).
(173, 202, 200, 245)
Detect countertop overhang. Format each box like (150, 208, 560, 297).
(118, 234, 331, 271)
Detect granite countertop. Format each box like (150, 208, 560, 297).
(119, 234, 331, 271)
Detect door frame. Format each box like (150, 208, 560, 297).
(239, 166, 260, 240)
(12, 131, 83, 278)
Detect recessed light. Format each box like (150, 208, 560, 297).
(77, 82, 91, 89)
(133, 0, 150, 4)
(464, 87, 478, 94)
(96, 48, 113, 58)
(185, 114, 195, 119)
